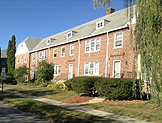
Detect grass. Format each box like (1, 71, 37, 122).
(82, 102, 162, 123)
(0, 93, 120, 123)
(3, 85, 78, 101)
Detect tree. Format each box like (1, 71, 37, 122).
(0, 47, 1, 73)
(35, 60, 54, 83)
(93, 0, 162, 105)
(7, 35, 16, 76)
(14, 65, 29, 84)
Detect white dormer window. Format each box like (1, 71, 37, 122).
(21, 44, 23, 49)
(96, 20, 104, 29)
(46, 39, 51, 45)
(66, 31, 72, 39)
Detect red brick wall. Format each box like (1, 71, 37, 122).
(17, 26, 136, 81)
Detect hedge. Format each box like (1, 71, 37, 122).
(0, 76, 17, 85)
(95, 78, 140, 100)
(64, 76, 141, 100)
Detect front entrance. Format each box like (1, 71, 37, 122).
(113, 60, 121, 78)
(68, 64, 73, 79)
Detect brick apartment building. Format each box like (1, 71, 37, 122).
(15, 7, 138, 81)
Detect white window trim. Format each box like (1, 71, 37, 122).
(54, 65, 61, 76)
(113, 32, 123, 49)
(46, 39, 51, 45)
(66, 31, 72, 39)
(21, 56, 23, 63)
(69, 44, 75, 56)
(96, 20, 104, 30)
(112, 60, 121, 78)
(85, 37, 101, 53)
(61, 46, 65, 57)
(84, 62, 99, 76)
(17, 57, 19, 64)
(39, 51, 47, 60)
(24, 55, 27, 63)
(33, 54, 35, 62)
(53, 48, 57, 58)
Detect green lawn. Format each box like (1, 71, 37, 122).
(82, 102, 162, 123)
(0, 93, 120, 123)
(3, 85, 78, 101)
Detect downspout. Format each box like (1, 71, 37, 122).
(105, 31, 109, 77)
(77, 40, 81, 76)
(36, 51, 38, 67)
(49, 47, 51, 64)
(28, 53, 31, 80)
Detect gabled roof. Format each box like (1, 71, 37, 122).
(1, 50, 7, 58)
(31, 6, 133, 52)
(22, 37, 42, 51)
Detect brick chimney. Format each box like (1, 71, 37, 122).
(106, 8, 115, 15)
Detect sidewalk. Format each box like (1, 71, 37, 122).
(4, 90, 149, 123)
(0, 101, 48, 123)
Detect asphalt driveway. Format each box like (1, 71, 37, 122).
(0, 101, 49, 123)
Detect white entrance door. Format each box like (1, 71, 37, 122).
(68, 64, 73, 79)
(113, 60, 121, 78)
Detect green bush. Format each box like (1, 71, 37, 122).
(14, 65, 29, 84)
(35, 60, 54, 83)
(0, 76, 17, 85)
(95, 78, 140, 100)
(64, 79, 73, 90)
(65, 76, 141, 100)
(66, 76, 102, 95)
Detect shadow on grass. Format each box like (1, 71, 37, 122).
(0, 93, 119, 123)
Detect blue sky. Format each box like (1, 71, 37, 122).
(0, 0, 126, 50)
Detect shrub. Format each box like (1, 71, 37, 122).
(64, 79, 72, 90)
(66, 76, 102, 95)
(0, 76, 17, 85)
(95, 78, 140, 100)
(14, 65, 29, 84)
(35, 60, 54, 83)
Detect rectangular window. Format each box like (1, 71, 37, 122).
(84, 62, 99, 75)
(39, 51, 47, 60)
(21, 56, 23, 63)
(24, 55, 27, 62)
(33, 54, 35, 62)
(54, 65, 61, 75)
(53, 49, 57, 58)
(17, 57, 19, 64)
(61, 46, 65, 57)
(39, 52, 43, 60)
(70, 44, 75, 56)
(114, 32, 123, 48)
(85, 38, 101, 53)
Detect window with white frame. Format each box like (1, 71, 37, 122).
(114, 32, 123, 48)
(70, 44, 74, 56)
(21, 56, 23, 63)
(24, 55, 27, 62)
(39, 51, 47, 60)
(66, 31, 72, 39)
(96, 20, 104, 29)
(33, 54, 35, 62)
(85, 38, 101, 53)
(84, 62, 99, 75)
(46, 39, 51, 45)
(54, 65, 61, 75)
(61, 46, 65, 57)
(53, 48, 57, 58)
(17, 57, 19, 64)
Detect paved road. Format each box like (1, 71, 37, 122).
(0, 101, 49, 123)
